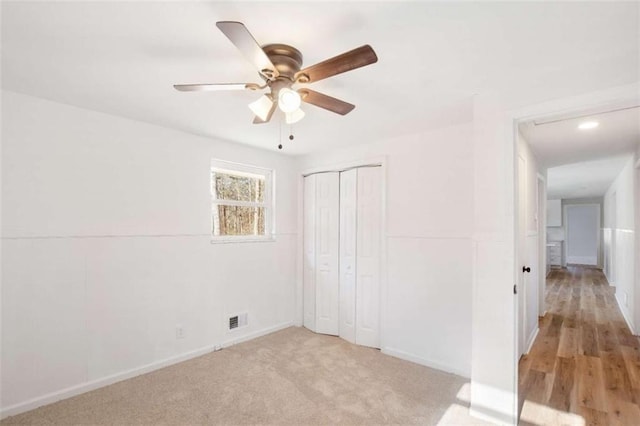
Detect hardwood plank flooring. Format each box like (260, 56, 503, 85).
(519, 266, 640, 425)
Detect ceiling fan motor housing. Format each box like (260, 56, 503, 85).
(261, 44, 304, 82)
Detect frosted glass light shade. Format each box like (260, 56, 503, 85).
(278, 88, 301, 113)
(249, 95, 274, 121)
(285, 108, 305, 124)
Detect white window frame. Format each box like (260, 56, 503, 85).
(210, 159, 275, 243)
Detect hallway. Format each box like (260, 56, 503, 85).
(519, 266, 640, 425)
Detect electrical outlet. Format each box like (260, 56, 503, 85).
(176, 325, 185, 339)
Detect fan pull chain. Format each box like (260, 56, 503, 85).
(277, 119, 295, 150)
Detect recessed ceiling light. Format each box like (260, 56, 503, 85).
(578, 121, 599, 130)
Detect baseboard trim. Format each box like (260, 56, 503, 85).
(525, 327, 539, 354)
(381, 346, 469, 378)
(222, 321, 294, 348)
(469, 382, 516, 426)
(566, 256, 597, 266)
(0, 321, 294, 420)
(469, 407, 514, 426)
(615, 294, 636, 335)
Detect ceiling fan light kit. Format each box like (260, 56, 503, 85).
(248, 95, 275, 121)
(278, 88, 301, 113)
(174, 21, 378, 129)
(286, 108, 305, 125)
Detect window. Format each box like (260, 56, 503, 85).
(211, 159, 274, 241)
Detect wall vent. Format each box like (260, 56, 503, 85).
(229, 316, 239, 330)
(228, 312, 248, 331)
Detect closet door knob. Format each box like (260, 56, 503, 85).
(523, 266, 531, 273)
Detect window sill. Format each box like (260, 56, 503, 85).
(210, 235, 276, 244)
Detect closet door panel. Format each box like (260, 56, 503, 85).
(339, 169, 357, 344)
(356, 167, 382, 348)
(315, 172, 340, 335)
(303, 175, 316, 331)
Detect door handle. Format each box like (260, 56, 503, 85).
(523, 266, 531, 273)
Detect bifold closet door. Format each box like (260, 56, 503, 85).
(339, 169, 357, 344)
(339, 167, 382, 348)
(355, 167, 382, 348)
(303, 172, 340, 335)
(303, 175, 317, 331)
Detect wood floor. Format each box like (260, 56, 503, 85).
(519, 266, 640, 426)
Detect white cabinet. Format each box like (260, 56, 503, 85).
(547, 199, 562, 227)
(547, 242, 562, 266)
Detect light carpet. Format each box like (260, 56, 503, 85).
(2, 327, 491, 425)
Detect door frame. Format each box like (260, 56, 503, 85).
(635, 159, 640, 333)
(517, 153, 528, 358)
(509, 83, 639, 424)
(537, 173, 547, 317)
(296, 156, 388, 347)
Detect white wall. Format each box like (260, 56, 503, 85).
(297, 120, 474, 377)
(1, 91, 298, 416)
(470, 95, 516, 424)
(565, 204, 599, 265)
(603, 154, 636, 333)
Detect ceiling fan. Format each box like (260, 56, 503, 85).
(174, 21, 378, 125)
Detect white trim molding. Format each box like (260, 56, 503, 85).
(525, 327, 539, 355)
(566, 256, 598, 266)
(381, 346, 470, 379)
(0, 322, 293, 420)
(615, 294, 636, 335)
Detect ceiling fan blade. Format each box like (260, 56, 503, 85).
(173, 83, 256, 92)
(298, 89, 355, 115)
(216, 21, 279, 80)
(295, 45, 377, 83)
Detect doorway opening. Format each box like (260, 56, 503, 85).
(513, 98, 639, 424)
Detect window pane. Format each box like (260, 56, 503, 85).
(212, 171, 265, 203)
(212, 205, 266, 236)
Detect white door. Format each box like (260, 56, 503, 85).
(314, 172, 340, 335)
(339, 169, 357, 343)
(303, 175, 317, 331)
(518, 155, 527, 357)
(355, 167, 382, 348)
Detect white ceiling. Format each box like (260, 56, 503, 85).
(520, 107, 640, 169)
(546, 155, 633, 200)
(520, 106, 639, 199)
(2, 1, 639, 155)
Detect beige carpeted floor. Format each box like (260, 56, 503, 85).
(2, 327, 490, 425)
